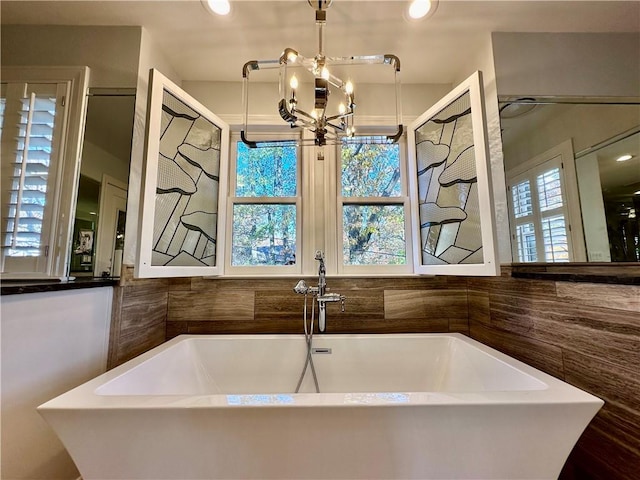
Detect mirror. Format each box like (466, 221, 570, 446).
(69, 88, 135, 278)
(499, 99, 640, 263)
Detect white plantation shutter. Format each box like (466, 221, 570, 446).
(1, 81, 69, 274)
(508, 159, 572, 262)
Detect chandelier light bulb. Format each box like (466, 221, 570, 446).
(408, 0, 432, 19)
(287, 51, 298, 63)
(321, 66, 330, 80)
(338, 103, 346, 114)
(345, 81, 354, 95)
(311, 109, 318, 120)
(290, 75, 299, 90)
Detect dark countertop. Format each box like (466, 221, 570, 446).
(509, 263, 640, 285)
(1, 277, 119, 295)
(511, 270, 640, 285)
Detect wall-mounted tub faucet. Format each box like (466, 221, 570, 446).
(293, 251, 345, 333)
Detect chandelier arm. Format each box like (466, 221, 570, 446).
(240, 130, 259, 148)
(293, 109, 316, 122)
(325, 112, 353, 122)
(386, 124, 404, 143)
(383, 54, 401, 72)
(243, 59, 284, 75)
(325, 121, 347, 133)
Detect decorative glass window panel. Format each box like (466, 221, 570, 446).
(407, 71, 498, 275)
(137, 69, 229, 277)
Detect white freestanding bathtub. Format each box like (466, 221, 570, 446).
(38, 333, 602, 480)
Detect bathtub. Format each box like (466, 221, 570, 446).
(38, 333, 602, 480)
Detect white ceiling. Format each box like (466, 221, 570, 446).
(2, 0, 640, 84)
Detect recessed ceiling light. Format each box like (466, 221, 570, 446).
(634, 190, 640, 195)
(407, 0, 438, 20)
(616, 154, 633, 162)
(202, 0, 231, 16)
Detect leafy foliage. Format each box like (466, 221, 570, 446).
(232, 142, 297, 266)
(341, 141, 406, 265)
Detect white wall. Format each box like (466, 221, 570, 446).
(575, 153, 611, 262)
(123, 28, 182, 267)
(502, 104, 640, 171)
(80, 140, 131, 185)
(492, 32, 640, 98)
(0, 25, 142, 88)
(450, 34, 512, 264)
(181, 80, 453, 125)
(1, 288, 113, 480)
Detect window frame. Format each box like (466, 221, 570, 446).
(1, 66, 90, 279)
(136, 69, 230, 278)
(407, 71, 499, 276)
(506, 139, 586, 263)
(224, 131, 303, 276)
(335, 135, 414, 275)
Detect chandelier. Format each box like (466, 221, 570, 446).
(241, 0, 403, 147)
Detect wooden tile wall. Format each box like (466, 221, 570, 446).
(165, 276, 469, 336)
(107, 266, 168, 368)
(107, 264, 639, 478)
(467, 266, 640, 480)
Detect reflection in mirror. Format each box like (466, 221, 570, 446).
(499, 99, 640, 263)
(576, 129, 640, 262)
(70, 88, 135, 278)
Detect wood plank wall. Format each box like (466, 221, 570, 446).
(107, 267, 168, 368)
(165, 276, 469, 336)
(467, 266, 640, 480)
(108, 265, 639, 478)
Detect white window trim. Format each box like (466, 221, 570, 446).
(223, 128, 415, 277)
(224, 131, 303, 276)
(139, 75, 501, 278)
(1, 66, 90, 279)
(407, 71, 499, 276)
(334, 135, 414, 276)
(136, 69, 230, 278)
(506, 139, 586, 262)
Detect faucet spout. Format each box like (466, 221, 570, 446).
(315, 250, 326, 296)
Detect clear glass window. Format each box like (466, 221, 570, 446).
(229, 139, 299, 269)
(340, 138, 409, 271)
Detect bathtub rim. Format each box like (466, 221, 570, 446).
(37, 333, 604, 411)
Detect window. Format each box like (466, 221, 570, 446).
(140, 71, 497, 278)
(338, 138, 411, 274)
(1, 67, 89, 278)
(224, 133, 412, 276)
(407, 71, 499, 276)
(509, 158, 572, 262)
(226, 135, 301, 274)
